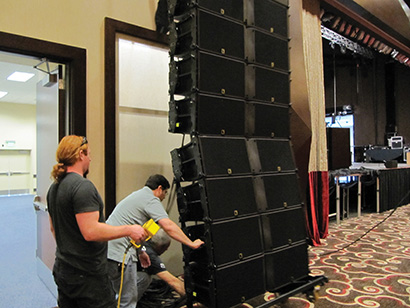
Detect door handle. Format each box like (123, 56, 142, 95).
(33, 195, 40, 211)
(33, 195, 48, 212)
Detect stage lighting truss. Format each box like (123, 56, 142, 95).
(321, 25, 374, 59)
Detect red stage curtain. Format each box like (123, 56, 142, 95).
(306, 171, 329, 246)
(301, 0, 329, 246)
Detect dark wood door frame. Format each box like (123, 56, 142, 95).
(104, 17, 167, 216)
(0, 31, 87, 138)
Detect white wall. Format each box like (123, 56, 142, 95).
(0, 101, 36, 194)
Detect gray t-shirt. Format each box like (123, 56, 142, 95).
(47, 172, 107, 274)
(106, 186, 169, 263)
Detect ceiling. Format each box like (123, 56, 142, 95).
(354, 0, 410, 41)
(0, 51, 58, 105)
(321, 0, 410, 66)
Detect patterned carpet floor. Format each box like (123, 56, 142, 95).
(271, 203, 410, 308)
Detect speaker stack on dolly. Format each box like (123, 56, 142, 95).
(168, 0, 327, 307)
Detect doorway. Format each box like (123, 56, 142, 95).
(104, 18, 186, 275)
(0, 31, 86, 304)
(0, 50, 61, 306)
(0, 51, 59, 196)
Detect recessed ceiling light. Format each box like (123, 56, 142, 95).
(7, 71, 35, 82)
(0, 91, 7, 99)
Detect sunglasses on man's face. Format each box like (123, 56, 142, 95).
(80, 136, 88, 147)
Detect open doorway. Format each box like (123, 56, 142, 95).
(104, 18, 185, 276)
(0, 51, 60, 196)
(0, 31, 86, 306)
(0, 51, 62, 307)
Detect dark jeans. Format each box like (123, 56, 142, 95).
(53, 258, 116, 308)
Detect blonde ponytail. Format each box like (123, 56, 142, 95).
(50, 135, 88, 182)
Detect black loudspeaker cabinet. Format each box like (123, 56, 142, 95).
(251, 101, 290, 138)
(184, 221, 265, 308)
(184, 216, 263, 267)
(251, 65, 290, 104)
(265, 240, 310, 291)
(247, 28, 289, 71)
(169, 94, 245, 136)
(327, 127, 351, 170)
(177, 175, 258, 222)
(168, 95, 290, 138)
(170, 9, 244, 60)
(261, 206, 307, 250)
(185, 254, 265, 308)
(169, 52, 245, 98)
(171, 136, 251, 181)
(263, 172, 302, 210)
(253, 0, 288, 38)
(170, 0, 244, 22)
(177, 173, 302, 222)
(171, 137, 297, 181)
(255, 138, 296, 173)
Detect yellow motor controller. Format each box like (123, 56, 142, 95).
(130, 219, 160, 248)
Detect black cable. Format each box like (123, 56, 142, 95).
(338, 181, 358, 190)
(316, 189, 410, 257)
(137, 279, 185, 308)
(181, 134, 185, 147)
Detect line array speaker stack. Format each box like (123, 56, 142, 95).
(168, 0, 311, 307)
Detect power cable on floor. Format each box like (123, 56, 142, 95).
(316, 189, 410, 257)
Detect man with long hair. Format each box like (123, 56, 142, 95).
(47, 135, 148, 308)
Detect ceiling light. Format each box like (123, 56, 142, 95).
(0, 91, 7, 99)
(7, 71, 35, 82)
